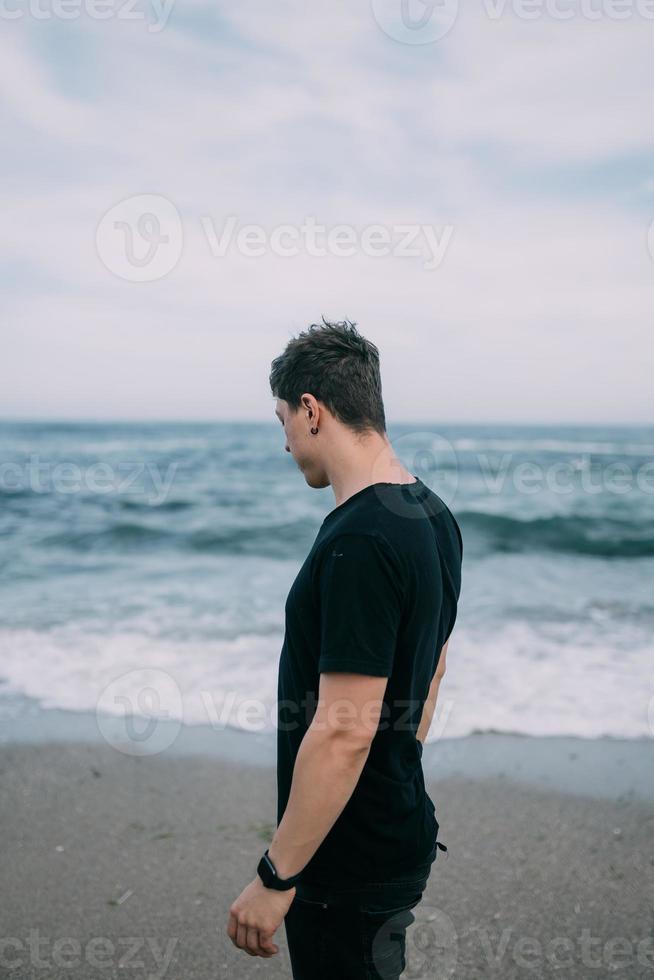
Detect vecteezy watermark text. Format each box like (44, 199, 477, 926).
(477, 926, 654, 972)
(201, 215, 454, 270)
(477, 452, 654, 496)
(96, 668, 456, 755)
(94, 195, 455, 281)
(371, 0, 654, 48)
(483, 0, 654, 20)
(0, 0, 175, 31)
(0, 930, 178, 975)
(0, 455, 179, 506)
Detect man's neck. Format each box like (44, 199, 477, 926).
(326, 436, 417, 509)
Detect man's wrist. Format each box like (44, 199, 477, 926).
(266, 845, 299, 880)
(257, 849, 304, 890)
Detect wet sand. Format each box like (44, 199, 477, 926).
(1, 739, 653, 979)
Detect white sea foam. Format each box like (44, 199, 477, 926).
(0, 621, 651, 740)
(0, 628, 280, 733)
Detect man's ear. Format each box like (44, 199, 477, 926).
(301, 394, 319, 425)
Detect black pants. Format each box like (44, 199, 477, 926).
(283, 843, 438, 979)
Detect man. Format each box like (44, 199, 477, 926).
(227, 319, 463, 978)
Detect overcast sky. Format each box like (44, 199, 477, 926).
(1, 0, 653, 425)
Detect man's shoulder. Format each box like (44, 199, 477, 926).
(309, 520, 403, 594)
(314, 524, 398, 564)
(314, 481, 461, 565)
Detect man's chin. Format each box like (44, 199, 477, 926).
(302, 471, 329, 490)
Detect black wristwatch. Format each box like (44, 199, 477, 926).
(256, 849, 304, 891)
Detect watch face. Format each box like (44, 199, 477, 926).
(258, 853, 279, 889)
(258, 852, 297, 890)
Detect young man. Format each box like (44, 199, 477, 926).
(227, 319, 463, 978)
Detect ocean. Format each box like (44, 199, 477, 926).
(1, 420, 652, 743)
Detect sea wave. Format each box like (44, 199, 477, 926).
(7, 506, 651, 559)
(457, 510, 654, 558)
(39, 519, 319, 558)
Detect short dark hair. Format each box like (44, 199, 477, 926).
(269, 318, 387, 436)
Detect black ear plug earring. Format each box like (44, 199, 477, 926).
(310, 426, 318, 434)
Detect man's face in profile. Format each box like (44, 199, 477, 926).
(274, 398, 329, 489)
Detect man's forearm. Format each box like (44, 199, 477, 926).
(267, 726, 370, 879)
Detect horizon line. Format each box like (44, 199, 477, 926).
(0, 416, 651, 429)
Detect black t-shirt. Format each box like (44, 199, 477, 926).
(276, 476, 463, 886)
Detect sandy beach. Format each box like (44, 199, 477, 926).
(1, 738, 653, 980)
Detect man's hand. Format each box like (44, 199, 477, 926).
(227, 875, 295, 958)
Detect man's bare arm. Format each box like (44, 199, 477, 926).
(267, 671, 387, 879)
(416, 638, 449, 744)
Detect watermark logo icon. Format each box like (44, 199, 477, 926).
(407, 904, 458, 978)
(371, 0, 459, 44)
(95, 194, 183, 282)
(96, 667, 183, 755)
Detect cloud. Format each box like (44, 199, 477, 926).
(1, 0, 652, 421)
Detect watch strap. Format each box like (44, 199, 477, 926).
(257, 849, 303, 890)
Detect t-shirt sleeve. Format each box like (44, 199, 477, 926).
(314, 531, 405, 677)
